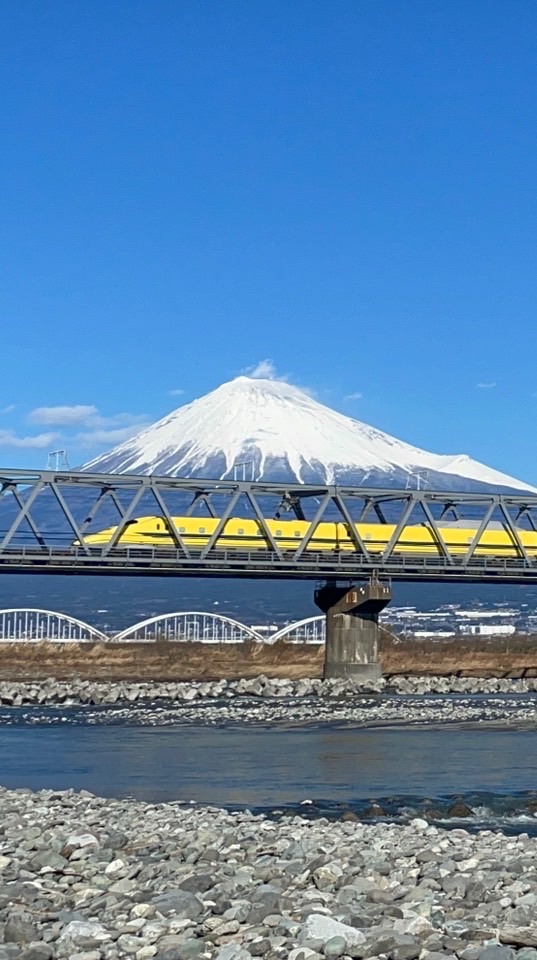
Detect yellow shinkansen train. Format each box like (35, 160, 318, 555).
(76, 515, 537, 557)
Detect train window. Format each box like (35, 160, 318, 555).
(238, 528, 244, 535)
(179, 527, 186, 533)
(275, 530, 282, 537)
(365, 533, 371, 540)
(199, 527, 205, 534)
(294, 530, 301, 537)
(156, 523, 161, 530)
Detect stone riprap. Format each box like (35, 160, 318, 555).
(1, 675, 537, 707)
(0, 677, 537, 728)
(1, 786, 537, 960)
(0, 676, 383, 706)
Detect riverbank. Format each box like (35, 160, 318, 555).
(1, 785, 537, 960)
(1, 634, 537, 682)
(1, 673, 537, 706)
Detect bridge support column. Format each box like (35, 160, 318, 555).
(315, 581, 392, 680)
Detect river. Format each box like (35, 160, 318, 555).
(1, 711, 537, 832)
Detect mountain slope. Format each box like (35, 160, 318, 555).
(82, 376, 536, 493)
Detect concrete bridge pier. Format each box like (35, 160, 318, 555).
(314, 580, 392, 680)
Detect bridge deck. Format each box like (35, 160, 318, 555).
(1, 546, 537, 583)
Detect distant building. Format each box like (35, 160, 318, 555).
(459, 623, 516, 636)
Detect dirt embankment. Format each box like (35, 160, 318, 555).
(0, 639, 325, 682)
(381, 632, 537, 679)
(0, 631, 536, 681)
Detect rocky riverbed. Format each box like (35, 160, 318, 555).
(2, 785, 537, 960)
(3, 693, 537, 729)
(0, 677, 537, 729)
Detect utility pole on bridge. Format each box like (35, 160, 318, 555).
(315, 580, 392, 680)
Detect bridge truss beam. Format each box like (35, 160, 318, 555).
(1, 468, 537, 582)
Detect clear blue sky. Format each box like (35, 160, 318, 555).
(2, 0, 537, 481)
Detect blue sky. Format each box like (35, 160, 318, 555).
(2, 0, 537, 481)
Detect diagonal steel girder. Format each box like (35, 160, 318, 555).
(332, 490, 370, 558)
(0, 467, 535, 513)
(293, 490, 334, 560)
(185, 492, 218, 518)
(419, 497, 454, 563)
(148, 483, 192, 558)
(100, 484, 148, 556)
(0, 480, 48, 549)
(98, 478, 193, 557)
(463, 499, 497, 564)
(2, 469, 537, 576)
(381, 496, 417, 562)
(515, 505, 537, 532)
(245, 490, 284, 559)
(49, 483, 93, 556)
(199, 489, 242, 559)
(497, 501, 532, 564)
(77, 485, 126, 536)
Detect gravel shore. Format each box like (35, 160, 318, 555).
(1, 677, 537, 729)
(1, 786, 537, 960)
(3, 694, 537, 729)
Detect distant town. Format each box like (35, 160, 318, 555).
(382, 602, 530, 639)
(245, 600, 533, 644)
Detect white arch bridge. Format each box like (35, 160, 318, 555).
(0, 609, 326, 644)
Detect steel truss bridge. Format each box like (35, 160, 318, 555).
(2, 467, 537, 582)
(0, 609, 326, 644)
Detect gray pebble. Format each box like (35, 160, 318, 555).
(478, 948, 517, 960)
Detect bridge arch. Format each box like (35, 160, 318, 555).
(269, 615, 326, 644)
(0, 609, 108, 643)
(113, 611, 265, 644)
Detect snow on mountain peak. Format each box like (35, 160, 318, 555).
(82, 375, 536, 493)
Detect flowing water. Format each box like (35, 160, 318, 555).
(1, 706, 536, 834)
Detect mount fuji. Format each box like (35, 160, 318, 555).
(82, 377, 535, 494)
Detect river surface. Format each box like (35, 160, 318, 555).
(1, 711, 537, 832)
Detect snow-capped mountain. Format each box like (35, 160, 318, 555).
(82, 376, 536, 493)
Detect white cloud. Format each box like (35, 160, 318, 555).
(243, 359, 278, 379)
(28, 405, 148, 431)
(23, 403, 152, 454)
(345, 392, 363, 401)
(476, 382, 497, 390)
(29, 404, 99, 427)
(74, 422, 152, 448)
(0, 404, 15, 415)
(0, 429, 59, 449)
(169, 388, 185, 397)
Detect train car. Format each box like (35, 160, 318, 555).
(336, 520, 537, 556)
(77, 516, 337, 550)
(75, 515, 537, 557)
